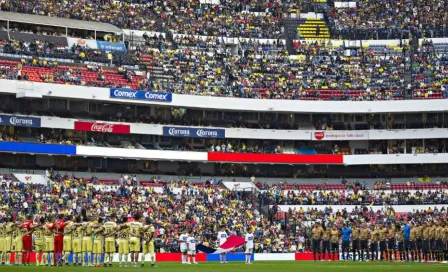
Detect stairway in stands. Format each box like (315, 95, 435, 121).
(282, 18, 300, 55)
(297, 18, 331, 40)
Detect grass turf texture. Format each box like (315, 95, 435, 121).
(1, 262, 448, 272)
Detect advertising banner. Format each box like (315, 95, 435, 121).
(74, 121, 130, 134)
(163, 126, 225, 139)
(0, 142, 76, 155)
(312, 131, 369, 141)
(67, 37, 98, 49)
(208, 153, 344, 164)
(97, 41, 127, 52)
(0, 114, 41, 128)
(110, 89, 172, 103)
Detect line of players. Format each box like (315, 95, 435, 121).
(310, 221, 448, 263)
(0, 213, 157, 267)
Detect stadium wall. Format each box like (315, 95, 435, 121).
(3, 142, 448, 165)
(3, 79, 448, 113)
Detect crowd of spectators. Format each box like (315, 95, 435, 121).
(1, 170, 448, 253)
(329, 0, 448, 39)
(1, 0, 282, 39)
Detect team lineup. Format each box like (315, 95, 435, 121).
(310, 221, 448, 262)
(0, 214, 256, 267)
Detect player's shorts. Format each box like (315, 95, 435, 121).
(408, 241, 415, 250)
(45, 238, 54, 251)
(63, 237, 72, 252)
(416, 239, 423, 250)
(352, 240, 360, 250)
(331, 242, 338, 251)
(118, 240, 129, 254)
(341, 240, 350, 250)
(436, 239, 443, 250)
(143, 241, 155, 254)
(322, 240, 330, 252)
(430, 239, 436, 250)
(388, 239, 395, 250)
(12, 237, 22, 252)
(54, 236, 63, 253)
(245, 248, 253, 254)
(72, 239, 82, 253)
(312, 239, 321, 251)
(397, 241, 404, 251)
(180, 244, 188, 253)
(93, 240, 103, 254)
(4, 237, 12, 252)
(82, 237, 93, 252)
(0, 238, 5, 252)
(105, 240, 115, 253)
(22, 236, 32, 251)
(379, 241, 387, 251)
(35, 241, 46, 252)
(360, 240, 368, 250)
(423, 240, 430, 252)
(370, 242, 378, 251)
(188, 249, 196, 255)
(129, 237, 140, 252)
(444, 241, 448, 251)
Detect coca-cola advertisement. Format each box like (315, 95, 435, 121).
(74, 121, 130, 134)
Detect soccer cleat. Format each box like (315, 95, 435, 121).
(141, 264, 144, 267)
(193, 262, 198, 264)
(151, 264, 157, 268)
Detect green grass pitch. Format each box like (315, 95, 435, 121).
(1, 262, 448, 272)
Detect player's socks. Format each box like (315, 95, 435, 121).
(6, 252, 10, 265)
(150, 253, 155, 264)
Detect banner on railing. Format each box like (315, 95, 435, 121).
(110, 89, 172, 102)
(0, 114, 41, 128)
(74, 121, 130, 134)
(312, 131, 369, 141)
(163, 126, 225, 139)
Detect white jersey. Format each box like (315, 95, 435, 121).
(217, 231, 228, 245)
(179, 233, 189, 250)
(187, 236, 196, 251)
(245, 233, 254, 249)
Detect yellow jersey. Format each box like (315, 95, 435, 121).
(64, 222, 74, 239)
(34, 226, 45, 244)
(128, 222, 143, 237)
(72, 225, 83, 240)
(94, 227, 105, 241)
(0, 224, 5, 238)
(83, 222, 94, 237)
(143, 226, 155, 242)
(103, 222, 117, 241)
(44, 223, 54, 239)
(118, 228, 129, 240)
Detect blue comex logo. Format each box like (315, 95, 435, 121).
(110, 89, 172, 102)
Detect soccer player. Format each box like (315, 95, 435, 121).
(403, 221, 411, 262)
(187, 231, 198, 265)
(127, 213, 143, 267)
(61, 215, 75, 266)
(33, 218, 46, 266)
(321, 224, 331, 261)
(141, 217, 156, 268)
(117, 217, 130, 267)
(388, 222, 396, 261)
(103, 214, 118, 267)
(422, 222, 430, 262)
(415, 221, 423, 262)
(244, 228, 254, 264)
(369, 224, 378, 262)
(360, 223, 370, 262)
(43, 216, 55, 266)
(72, 217, 84, 266)
(217, 226, 229, 264)
(397, 224, 405, 262)
(5, 217, 16, 265)
(341, 223, 352, 261)
(92, 218, 105, 267)
(20, 215, 37, 266)
(409, 222, 417, 262)
(0, 219, 6, 265)
(311, 222, 323, 261)
(351, 223, 361, 262)
(442, 222, 448, 264)
(378, 224, 388, 261)
(179, 229, 189, 264)
(428, 221, 436, 262)
(82, 217, 95, 266)
(330, 225, 340, 261)
(436, 221, 444, 262)
(12, 217, 23, 265)
(53, 214, 66, 265)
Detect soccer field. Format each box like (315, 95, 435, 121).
(1, 262, 448, 272)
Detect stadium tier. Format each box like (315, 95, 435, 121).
(0, 0, 448, 269)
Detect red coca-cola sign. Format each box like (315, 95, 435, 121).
(74, 121, 130, 134)
(314, 131, 325, 140)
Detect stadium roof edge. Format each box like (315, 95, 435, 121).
(0, 11, 123, 33)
